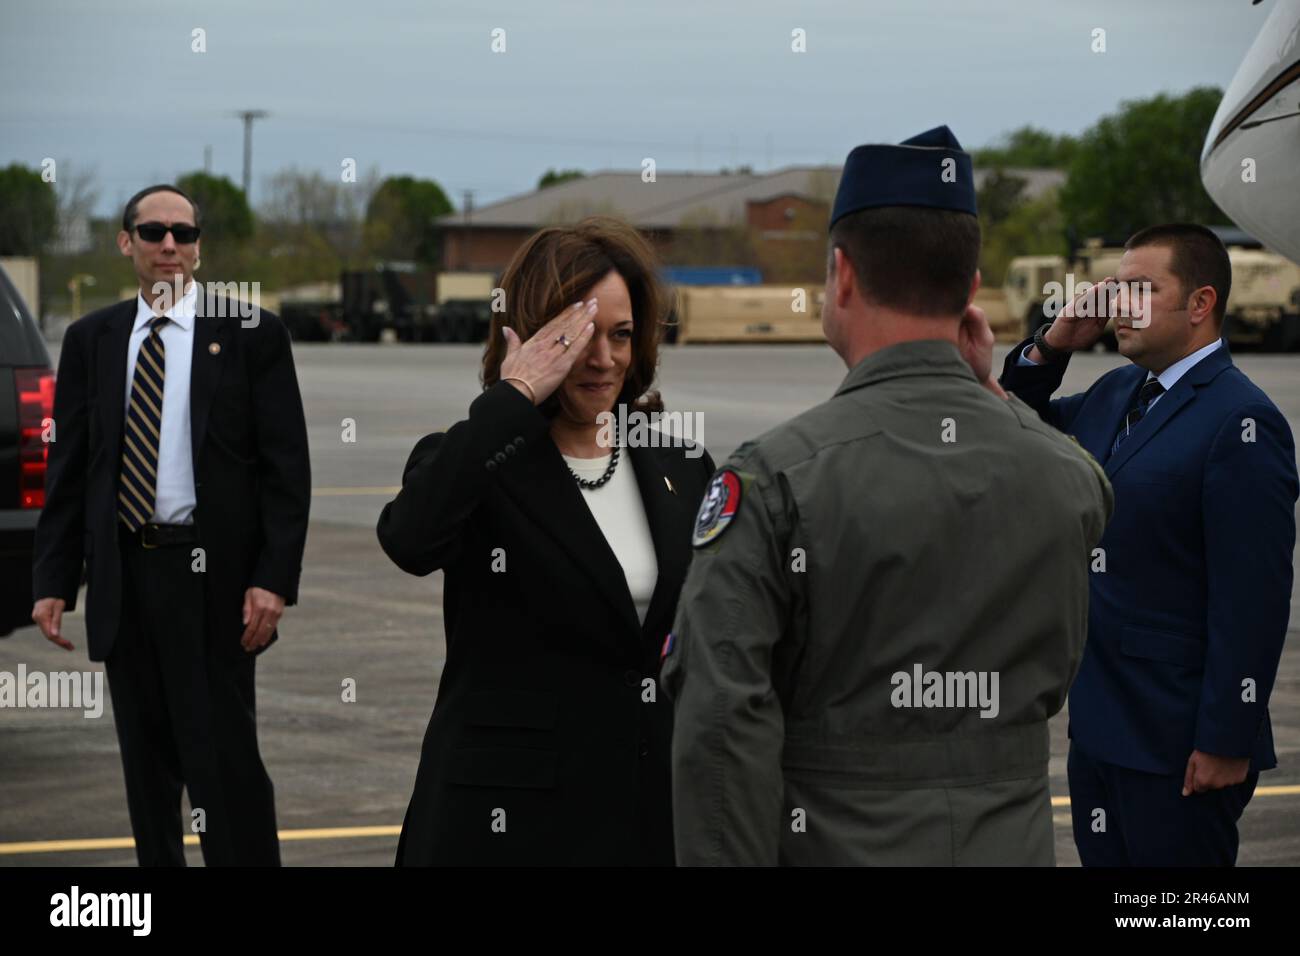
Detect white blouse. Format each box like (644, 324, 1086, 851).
(561, 452, 659, 624)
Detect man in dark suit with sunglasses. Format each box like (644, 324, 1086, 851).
(31, 184, 311, 866)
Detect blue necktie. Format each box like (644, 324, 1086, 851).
(1111, 378, 1165, 454)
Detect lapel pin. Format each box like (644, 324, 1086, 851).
(664, 476, 676, 494)
(208, 342, 221, 355)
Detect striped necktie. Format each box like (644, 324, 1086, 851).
(118, 315, 170, 531)
(1111, 377, 1165, 454)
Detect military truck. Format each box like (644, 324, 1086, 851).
(1223, 246, 1300, 351)
(277, 267, 497, 343)
(673, 285, 825, 343)
(1003, 229, 1300, 351)
(278, 281, 344, 342)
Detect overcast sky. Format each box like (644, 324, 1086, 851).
(0, 0, 1268, 217)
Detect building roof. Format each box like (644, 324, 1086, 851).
(438, 165, 1066, 230)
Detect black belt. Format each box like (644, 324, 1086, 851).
(123, 522, 200, 549)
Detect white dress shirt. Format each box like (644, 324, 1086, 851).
(1017, 337, 1224, 410)
(125, 282, 197, 524)
(1139, 339, 1224, 409)
(562, 452, 660, 624)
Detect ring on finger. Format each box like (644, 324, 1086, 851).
(556, 333, 571, 350)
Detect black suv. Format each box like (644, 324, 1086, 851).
(0, 263, 54, 636)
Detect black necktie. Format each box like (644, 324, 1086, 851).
(1112, 378, 1165, 454)
(119, 316, 169, 530)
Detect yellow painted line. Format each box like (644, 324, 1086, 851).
(1050, 783, 1300, 808)
(7, 789, 1300, 855)
(279, 825, 400, 842)
(0, 825, 400, 856)
(312, 486, 401, 496)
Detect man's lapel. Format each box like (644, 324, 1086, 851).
(94, 300, 136, 469)
(189, 291, 229, 473)
(1104, 345, 1234, 479)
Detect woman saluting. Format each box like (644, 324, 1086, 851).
(378, 217, 714, 865)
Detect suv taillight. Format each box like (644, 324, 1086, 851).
(16, 367, 55, 509)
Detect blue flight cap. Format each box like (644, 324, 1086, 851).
(829, 125, 978, 230)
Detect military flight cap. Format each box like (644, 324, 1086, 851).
(830, 124, 978, 229)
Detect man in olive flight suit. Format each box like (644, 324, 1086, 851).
(660, 126, 1114, 866)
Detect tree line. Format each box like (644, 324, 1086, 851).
(0, 85, 1234, 318)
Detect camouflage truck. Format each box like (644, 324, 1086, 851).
(673, 285, 825, 343)
(1223, 247, 1300, 351)
(1004, 230, 1300, 351)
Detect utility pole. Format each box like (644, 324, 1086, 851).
(462, 189, 475, 270)
(203, 145, 212, 175)
(235, 110, 268, 201)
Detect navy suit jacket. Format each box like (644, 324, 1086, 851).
(1000, 337, 1297, 775)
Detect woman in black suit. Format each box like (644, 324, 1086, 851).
(378, 216, 714, 865)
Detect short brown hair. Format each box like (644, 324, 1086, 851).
(482, 216, 666, 415)
(1124, 223, 1231, 322)
(122, 184, 200, 232)
(829, 206, 981, 317)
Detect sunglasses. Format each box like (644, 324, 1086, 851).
(132, 221, 201, 244)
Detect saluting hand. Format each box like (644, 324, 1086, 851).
(1035, 275, 1117, 357)
(958, 304, 1007, 399)
(499, 300, 599, 405)
(958, 303, 994, 382)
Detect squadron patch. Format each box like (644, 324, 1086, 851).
(692, 468, 742, 548)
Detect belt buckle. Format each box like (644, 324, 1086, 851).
(140, 524, 159, 549)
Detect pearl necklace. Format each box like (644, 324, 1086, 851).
(567, 421, 620, 489)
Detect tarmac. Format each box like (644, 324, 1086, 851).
(2, 341, 1297, 865)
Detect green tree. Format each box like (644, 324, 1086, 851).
(978, 169, 1028, 227)
(980, 192, 1068, 287)
(1059, 87, 1231, 237)
(254, 166, 379, 285)
(538, 168, 586, 190)
(974, 127, 1078, 168)
(0, 164, 58, 255)
(176, 171, 254, 241)
(364, 175, 453, 265)
(175, 172, 254, 282)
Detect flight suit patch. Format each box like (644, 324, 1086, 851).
(692, 468, 743, 548)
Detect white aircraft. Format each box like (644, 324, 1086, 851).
(1201, 0, 1300, 263)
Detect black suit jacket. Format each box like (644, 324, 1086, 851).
(32, 294, 311, 662)
(377, 382, 715, 865)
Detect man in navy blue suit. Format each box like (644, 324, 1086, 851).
(999, 223, 1297, 866)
